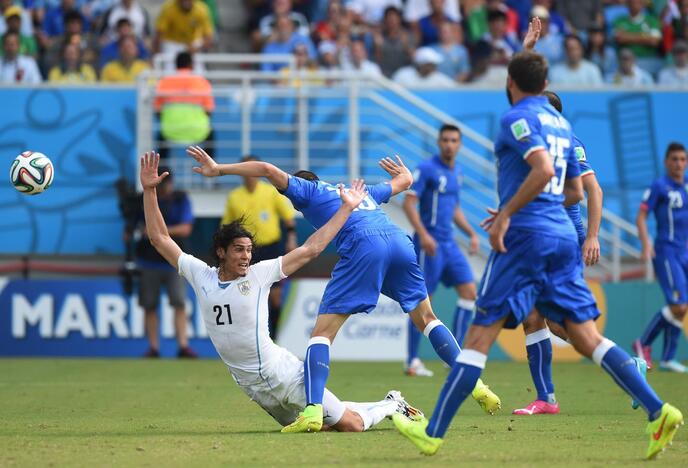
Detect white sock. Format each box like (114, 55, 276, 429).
(343, 400, 398, 430)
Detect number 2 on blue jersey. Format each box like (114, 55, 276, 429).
(543, 135, 570, 195)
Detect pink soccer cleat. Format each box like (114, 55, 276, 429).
(632, 339, 653, 370)
(512, 400, 560, 415)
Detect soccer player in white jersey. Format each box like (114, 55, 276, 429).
(139, 151, 423, 431)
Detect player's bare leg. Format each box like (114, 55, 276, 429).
(409, 298, 501, 415)
(174, 307, 197, 358)
(566, 319, 683, 459)
(282, 313, 349, 433)
(144, 309, 160, 358)
(514, 309, 559, 415)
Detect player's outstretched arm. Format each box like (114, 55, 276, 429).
(140, 152, 183, 269)
(582, 174, 603, 265)
(379, 155, 413, 197)
(281, 180, 367, 276)
(186, 146, 289, 190)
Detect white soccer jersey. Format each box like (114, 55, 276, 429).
(178, 254, 287, 378)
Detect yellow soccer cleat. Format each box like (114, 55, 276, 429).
(392, 413, 443, 456)
(472, 378, 501, 415)
(646, 403, 683, 460)
(281, 404, 323, 433)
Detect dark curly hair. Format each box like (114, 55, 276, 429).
(211, 219, 254, 266)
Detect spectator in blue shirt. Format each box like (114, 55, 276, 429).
(430, 21, 469, 80)
(98, 17, 148, 70)
(42, 0, 89, 37)
(261, 13, 315, 72)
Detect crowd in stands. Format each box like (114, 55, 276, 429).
(0, 0, 217, 83)
(251, 0, 688, 87)
(1, 0, 687, 86)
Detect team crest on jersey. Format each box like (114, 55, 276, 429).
(238, 280, 251, 295)
(574, 146, 587, 161)
(510, 118, 531, 141)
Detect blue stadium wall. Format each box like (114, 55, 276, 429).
(0, 87, 686, 254)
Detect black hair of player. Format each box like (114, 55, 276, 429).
(665, 142, 687, 159)
(439, 123, 462, 138)
(211, 220, 255, 266)
(508, 51, 548, 94)
(176, 51, 193, 69)
(293, 170, 319, 181)
(543, 90, 563, 113)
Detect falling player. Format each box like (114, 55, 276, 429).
(186, 146, 502, 434)
(139, 151, 422, 432)
(392, 51, 683, 460)
(634, 142, 688, 373)
(403, 124, 480, 377)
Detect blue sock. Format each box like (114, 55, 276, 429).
(662, 323, 681, 361)
(426, 350, 486, 438)
(426, 320, 461, 366)
(304, 337, 330, 405)
(593, 339, 664, 420)
(453, 299, 475, 348)
(407, 318, 422, 367)
(525, 329, 555, 403)
(640, 308, 671, 346)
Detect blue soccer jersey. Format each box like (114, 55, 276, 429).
(283, 176, 394, 249)
(641, 175, 688, 250)
(493, 95, 580, 238)
(282, 175, 428, 314)
(409, 155, 462, 243)
(565, 135, 595, 245)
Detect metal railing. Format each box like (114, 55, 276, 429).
(136, 54, 648, 282)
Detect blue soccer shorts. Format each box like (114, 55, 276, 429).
(319, 227, 428, 314)
(413, 235, 474, 295)
(653, 245, 688, 305)
(474, 229, 599, 329)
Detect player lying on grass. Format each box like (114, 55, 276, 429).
(186, 146, 502, 434)
(139, 151, 422, 432)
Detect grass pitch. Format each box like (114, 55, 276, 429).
(0, 359, 686, 467)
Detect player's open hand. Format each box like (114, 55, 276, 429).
(379, 155, 412, 184)
(487, 211, 510, 253)
(140, 151, 169, 190)
(582, 236, 601, 266)
(186, 145, 220, 177)
(523, 17, 541, 51)
(339, 179, 368, 211)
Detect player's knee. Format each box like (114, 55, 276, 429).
(670, 304, 688, 320)
(457, 283, 477, 301)
(522, 312, 546, 334)
(334, 412, 364, 432)
(547, 321, 569, 342)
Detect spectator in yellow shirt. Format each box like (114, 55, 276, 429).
(101, 34, 150, 82)
(154, 0, 214, 54)
(48, 41, 96, 83)
(221, 155, 298, 339)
